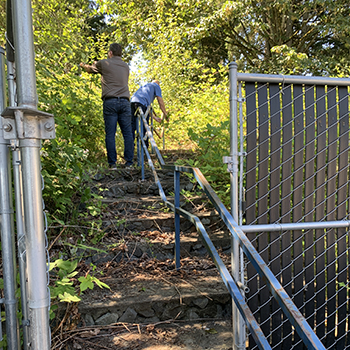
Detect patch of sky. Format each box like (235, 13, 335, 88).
(130, 51, 148, 86)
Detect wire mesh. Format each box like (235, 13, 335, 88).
(239, 80, 350, 349)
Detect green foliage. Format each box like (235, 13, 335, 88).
(78, 268, 110, 292)
(49, 259, 80, 306)
(188, 120, 230, 168)
(30, 0, 107, 221)
(32, 0, 94, 66)
(41, 141, 89, 221)
(49, 259, 109, 319)
(175, 115, 231, 207)
(164, 64, 231, 204)
(108, 0, 350, 77)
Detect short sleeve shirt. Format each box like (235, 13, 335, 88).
(130, 82, 162, 106)
(91, 56, 130, 100)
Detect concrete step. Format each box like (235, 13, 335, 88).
(100, 195, 214, 212)
(91, 166, 200, 198)
(92, 166, 187, 183)
(87, 230, 231, 265)
(79, 273, 232, 327)
(94, 178, 195, 198)
(102, 209, 226, 234)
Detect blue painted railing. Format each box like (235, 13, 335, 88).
(134, 107, 326, 350)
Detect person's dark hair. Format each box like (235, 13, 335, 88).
(109, 43, 122, 57)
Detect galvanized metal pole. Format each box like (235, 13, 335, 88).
(0, 47, 20, 350)
(12, 148, 31, 350)
(6, 5, 31, 345)
(6, 0, 16, 108)
(7, 0, 53, 347)
(237, 81, 246, 323)
(228, 62, 245, 350)
(7, 68, 31, 350)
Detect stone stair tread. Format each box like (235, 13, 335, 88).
(102, 196, 214, 216)
(79, 273, 232, 326)
(124, 231, 231, 249)
(102, 213, 229, 245)
(93, 167, 186, 182)
(105, 210, 219, 220)
(102, 209, 226, 235)
(94, 180, 196, 198)
(101, 195, 165, 203)
(80, 275, 229, 307)
(101, 194, 207, 204)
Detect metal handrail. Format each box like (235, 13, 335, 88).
(134, 108, 326, 350)
(135, 108, 272, 349)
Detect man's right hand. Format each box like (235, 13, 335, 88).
(80, 63, 92, 73)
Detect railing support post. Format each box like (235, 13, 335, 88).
(136, 113, 141, 167)
(229, 61, 246, 350)
(140, 114, 145, 180)
(174, 170, 181, 270)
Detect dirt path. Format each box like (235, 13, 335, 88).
(58, 319, 233, 350)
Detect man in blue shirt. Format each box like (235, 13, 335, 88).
(130, 80, 168, 149)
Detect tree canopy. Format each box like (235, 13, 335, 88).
(0, 0, 349, 218)
(107, 0, 350, 76)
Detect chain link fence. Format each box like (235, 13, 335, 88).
(237, 77, 350, 349)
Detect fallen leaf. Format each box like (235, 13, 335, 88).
(79, 329, 101, 338)
(206, 328, 218, 334)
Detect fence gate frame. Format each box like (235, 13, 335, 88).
(228, 62, 350, 349)
(0, 0, 56, 348)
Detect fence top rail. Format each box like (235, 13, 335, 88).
(237, 72, 350, 86)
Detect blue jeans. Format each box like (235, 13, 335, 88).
(103, 98, 133, 166)
(131, 102, 150, 149)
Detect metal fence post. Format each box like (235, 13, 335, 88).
(6, 6, 31, 345)
(12, 146, 31, 350)
(3, 0, 55, 348)
(0, 47, 20, 350)
(228, 62, 245, 350)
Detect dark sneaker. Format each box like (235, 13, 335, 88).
(109, 164, 117, 170)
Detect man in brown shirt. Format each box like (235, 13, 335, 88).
(80, 43, 133, 168)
